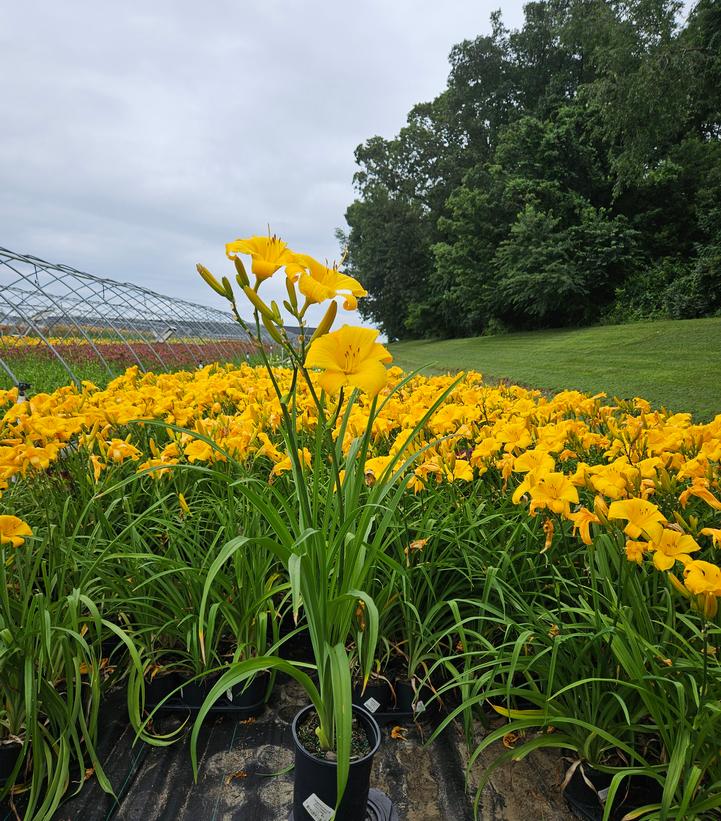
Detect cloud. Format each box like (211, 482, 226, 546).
(0, 0, 524, 322)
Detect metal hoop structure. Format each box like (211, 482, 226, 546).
(0, 247, 258, 388)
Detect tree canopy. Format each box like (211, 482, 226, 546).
(344, 0, 721, 339)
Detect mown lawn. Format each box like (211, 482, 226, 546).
(390, 316, 721, 421)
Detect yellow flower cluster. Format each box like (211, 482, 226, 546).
(1, 364, 720, 610)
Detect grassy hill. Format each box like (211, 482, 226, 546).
(389, 317, 721, 421)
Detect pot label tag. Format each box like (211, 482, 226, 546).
(225, 688, 233, 702)
(597, 786, 610, 802)
(414, 700, 426, 715)
(302, 793, 334, 821)
(364, 696, 381, 713)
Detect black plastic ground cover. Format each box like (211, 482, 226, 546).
(36, 682, 476, 821)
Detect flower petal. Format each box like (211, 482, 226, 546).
(348, 360, 388, 397)
(318, 369, 348, 394)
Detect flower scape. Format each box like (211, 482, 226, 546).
(1, 233, 721, 819)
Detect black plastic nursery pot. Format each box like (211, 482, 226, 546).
(146, 670, 269, 716)
(394, 679, 437, 718)
(563, 762, 663, 821)
(352, 676, 437, 726)
(0, 740, 22, 786)
(145, 671, 181, 705)
(290, 704, 394, 821)
(181, 670, 269, 713)
(352, 680, 394, 715)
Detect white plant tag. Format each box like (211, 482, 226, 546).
(302, 793, 334, 821)
(225, 688, 233, 702)
(597, 786, 610, 803)
(414, 700, 426, 715)
(364, 696, 381, 713)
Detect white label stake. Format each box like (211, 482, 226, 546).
(364, 696, 381, 713)
(302, 793, 334, 821)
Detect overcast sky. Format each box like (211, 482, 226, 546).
(0, 1, 529, 324)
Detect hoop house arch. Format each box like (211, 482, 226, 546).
(0, 247, 258, 389)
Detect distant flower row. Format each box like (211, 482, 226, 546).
(0, 339, 255, 367)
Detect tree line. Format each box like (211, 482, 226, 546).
(342, 0, 721, 340)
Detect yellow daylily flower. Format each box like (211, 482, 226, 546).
(255, 432, 284, 463)
(511, 469, 536, 505)
(648, 528, 700, 571)
(363, 455, 392, 486)
(106, 438, 142, 463)
(304, 325, 392, 397)
(513, 448, 555, 474)
(625, 539, 647, 564)
(0, 515, 32, 548)
(184, 439, 219, 463)
(679, 479, 721, 511)
(683, 560, 721, 617)
(683, 560, 721, 596)
(567, 507, 601, 545)
(285, 254, 367, 310)
(226, 234, 296, 282)
(608, 498, 666, 541)
(443, 458, 474, 483)
(470, 438, 501, 467)
(271, 448, 312, 477)
(496, 420, 532, 454)
(89, 454, 106, 482)
(527, 472, 579, 517)
(589, 459, 639, 500)
(137, 457, 175, 479)
(700, 527, 721, 548)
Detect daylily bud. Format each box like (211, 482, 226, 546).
(673, 511, 689, 531)
(198, 629, 205, 665)
(243, 286, 276, 321)
(233, 256, 250, 287)
(309, 301, 338, 344)
(220, 276, 234, 301)
(282, 300, 295, 314)
(197, 264, 228, 298)
(702, 593, 718, 619)
(270, 300, 283, 324)
(285, 277, 298, 310)
(262, 312, 284, 345)
(593, 495, 609, 525)
(667, 572, 691, 598)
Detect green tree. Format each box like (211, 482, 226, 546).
(345, 0, 721, 339)
(344, 191, 434, 340)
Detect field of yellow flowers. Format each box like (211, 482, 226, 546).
(1, 229, 720, 820)
(3, 363, 721, 600)
(1, 360, 720, 817)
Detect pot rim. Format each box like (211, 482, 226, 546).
(291, 703, 381, 769)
